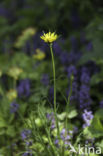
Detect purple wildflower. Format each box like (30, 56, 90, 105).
(49, 86, 54, 102)
(82, 110, 93, 128)
(53, 42, 62, 55)
(80, 72, 90, 84)
(68, 51, 81, 64)
(46, 112, 56, 129)
(79, 85, 92, 109)
(21, 129, 31, 140)
(73, 126, 78, 133)
(17, 79, 30, 98)
(10, 102, 19, 113)
(67, 65, 77, 78)
(79, 67, 92, 109)
(22, 150, 32, 156)
(100, 100, 103, 108)
(41, 74, 49, 86)
(86, 42, 93, 51)
(67, 80, 78, 103)
(59, 51, 69, 65)
(70, 36, 78, 52)
(54, 139, 59, 145)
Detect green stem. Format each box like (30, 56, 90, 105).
(50, 43, 59, 136)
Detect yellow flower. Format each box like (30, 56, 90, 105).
(7, 67, 23, 80)
(22, 27, 36, 36)
(40, 32, 58, 43)
(33, 49, 46, 60)
(15, 28, 36, 48)
(7, 89, 17, 101)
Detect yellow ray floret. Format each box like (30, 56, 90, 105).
(40, 32, 58, 43)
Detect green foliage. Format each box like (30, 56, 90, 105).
(84, 109, 103, 138)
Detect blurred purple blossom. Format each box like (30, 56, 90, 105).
(100, 100, 103, 108)
(60, 51, 69, 65)
(46, 112, 56, 129)
(10, 102, 19, 113)
(67, 65, 77, 78)
(82, 109, 93, 128)
(70, 36, 78, 52)
(80, 72, 90, 84)
(0, 6, 11, 18)
(86, 42, 93, 51)
(22, 150, 32, 156)
(49, 86, 54, 102)
(17, 79, 30, 98)
(79, 85, 92, 109)
(41, 74, 49, 86)
(53, 42, 62, 55)
(21, 129, 31, 141)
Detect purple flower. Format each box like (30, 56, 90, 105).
(68, 51, 81, 64)
(86, 42, 93, 51)
(51, 118, 56, 129)
(46, 112, 56, 129)
(80, 72, 90, 84)
(25, 141, 32, 146)
(73, 126, 78, 133)
(79, 67, 92, 109)
(10, 102, 19, 113)
(59, 51, 69, 65)
(21, 129, 31, 140)
(53, 42, 62, 55)
(67, 80, 78, 103)
(100, 100, 103, 108)
(70, 36, 78, 52)
(79, 85, 92, 109)
(54, 139, 59, 145)
(67, 65, 77, 78)
(80, 67, 90, 84)
(17, 79, 30, 97)
(46, 112, 54, 120)
(22, 151, 32, 156)
(82, 110, 93, 128)
(41, 74, 49, 86)
(49, 86, 54, 102)
(60, 129, 72, 141)
(0, 6, 10, 18)
(61, 128, 66, 135)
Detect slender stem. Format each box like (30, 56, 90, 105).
(50, 43, 56, 112)
(50, 43, 59, 136)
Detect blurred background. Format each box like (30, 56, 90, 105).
(0, 0, 103, 155)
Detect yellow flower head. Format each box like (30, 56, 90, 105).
(33, 49, 46, 60)
(7, 89, 17, 101)
(40, 32, 58, 43)
(7, 67, 23, 80)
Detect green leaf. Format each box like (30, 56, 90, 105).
(68, 109, 78, 119)
(0, 117, 6, 128)
(87, 109, 103, 138)
(6, 126, 16, 137)
(57, 112, 66, 120)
